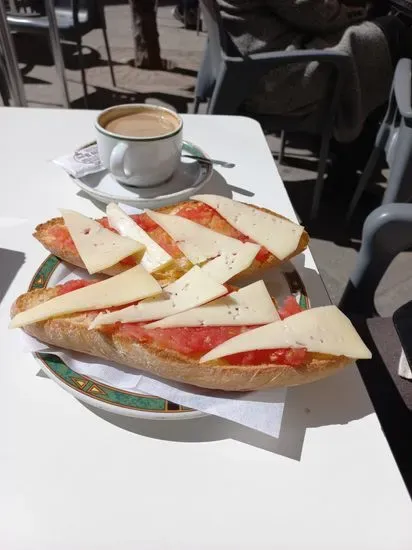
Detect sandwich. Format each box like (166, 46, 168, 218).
(10, 265, 372, 391)
(33, 195, 309, 286)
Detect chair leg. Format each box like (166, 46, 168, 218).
(196, 5, 201, 35)
(193, 42, 214, 112)
(193, 96, 201, 113)
(75, 37, 88, 108)
(44, 0, 70, 107)
(310, 129, 331, 219)
(101, 26, 116, 88)
(0, 79, 10, 105)
(278, 130, 286, 165)
(346, 146, 382, 220)
(0, 56, 11, 106)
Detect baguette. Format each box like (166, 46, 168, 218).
(34, 201, 309, 286)
(12, 286, 350, 391)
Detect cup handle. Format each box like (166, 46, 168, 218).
(110, 142, 130, 179)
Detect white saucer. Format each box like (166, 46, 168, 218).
(71, 141, 213, 209)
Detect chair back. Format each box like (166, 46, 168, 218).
(340, 203, 412, 316)
(199, 0, 241, 62)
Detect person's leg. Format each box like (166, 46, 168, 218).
(173, 0, 199, 28)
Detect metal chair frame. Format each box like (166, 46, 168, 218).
(6, 0, 116, 108)
(347, 58, 412, 219)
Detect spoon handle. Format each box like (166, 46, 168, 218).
(181, 154, 235, 168)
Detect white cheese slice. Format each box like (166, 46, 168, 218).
(89, 266, 227, 328)
(106, 203, 173, 273)
(192, 194, 305, 261)
(146, 209, 245, 264)
(61, 209, 145, 274)
(200, 242, 260, 283)
(145, 281, 279, 329)
(200, 305, 372, 363)
(10, 266, 162, 329)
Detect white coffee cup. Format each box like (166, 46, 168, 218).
(95, 104, 183, 187)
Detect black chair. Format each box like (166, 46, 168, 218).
(194, 0, 351, 219)
(6, 0, 116, 107)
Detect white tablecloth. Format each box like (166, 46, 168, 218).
(0, 108, 411, 550)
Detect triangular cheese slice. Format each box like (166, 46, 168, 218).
(200, 242, 259, 284)
(146, 209, 247, 264)
(106, 203, 172, 273)
(10, 266, 162, 328)
(145, 281, 279, 329)
(192, 195, 304, 261)
(90, 266, 227, 328)
(61, 209, 145, 274)
(200, 305, 372, 362)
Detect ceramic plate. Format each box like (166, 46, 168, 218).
(71, 141, 212, 208)
(30, 255, 309, 420)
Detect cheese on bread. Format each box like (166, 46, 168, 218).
(89, 265, 227, 328)
(145, 281, 279, 328)
(193, 195, 304, 261)
(106, 203, 173, 273)
(146, 209, 252, 264)
(61, 209, 145, 274)
(10, 266, 162, 328)
(200, 305, 372, 362)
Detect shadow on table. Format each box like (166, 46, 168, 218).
(281, 157, 383, 249)
(74, 169, 253, 209)
(351, 317, 412, 497)
(0, 248, 25, 303)
(83, 365, 372, 461)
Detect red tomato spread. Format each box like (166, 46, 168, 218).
(57, 279, 94, 295)
(116, 296, 306, 366)
(57, 280, 307, 366)
(49, 202, 273, 267)
(278, 295, 305, 320)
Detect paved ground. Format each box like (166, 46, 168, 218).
(7, 0, 412, 316)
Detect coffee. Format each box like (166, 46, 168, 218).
(96, 104, 183, 187)
(105, 110, 178, 138)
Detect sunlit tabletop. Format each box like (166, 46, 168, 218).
(0, 108, 411, 550)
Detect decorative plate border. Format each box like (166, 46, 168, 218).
(30, 255, 309, 417)
(30, 255, 193, 416)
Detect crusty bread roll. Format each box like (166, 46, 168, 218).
(34, 201, 309, 286)
(11, 286, 350, 391)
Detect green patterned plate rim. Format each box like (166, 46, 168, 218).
(30, 255, 199, 418)
(30, 255, 309, 419)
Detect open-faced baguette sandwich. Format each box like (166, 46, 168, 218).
(33, 195, 309, 286)
(10, 263, 372, 391)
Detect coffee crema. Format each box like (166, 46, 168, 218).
(105, 110, 178, 138)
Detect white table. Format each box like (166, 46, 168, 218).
(0, 108, 411, 550)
